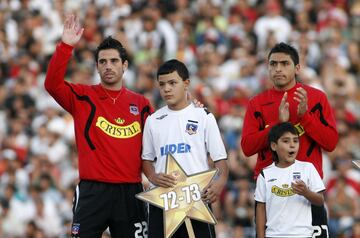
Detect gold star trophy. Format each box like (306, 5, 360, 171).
(136, 153, 218, 238)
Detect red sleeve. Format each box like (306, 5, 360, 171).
(300, 91, 338, 152)
(142, 96, 154, 125)
(240, 99, 278, 157)
(44, 42, 75, 113)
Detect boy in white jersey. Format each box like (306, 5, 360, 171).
(142, 59, 229, 238)
(254, 122, 325, 238)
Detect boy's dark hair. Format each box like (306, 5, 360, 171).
(157, 59, 189, 81)
(268, 42, 300, 66)
(95, 36, 128, 63)
(268, 122, 298, 162)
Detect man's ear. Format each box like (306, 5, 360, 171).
(123, 60, 128, 71)
(270, 141, 277, 152)
(294, 63, 300, 75)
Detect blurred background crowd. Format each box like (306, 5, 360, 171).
(0, 0, 359, 237)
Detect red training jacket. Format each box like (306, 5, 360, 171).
(241, 83, 338, 179)
(45, 42, 153, 183)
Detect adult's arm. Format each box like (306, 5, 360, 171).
(241, 100, 274, 156)
(299, 92, 338, 151)
(44, 14, 84, 113)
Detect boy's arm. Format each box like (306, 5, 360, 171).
(141, 117, 175, 188)
(203, 112, 229, 203)
(201, 160, 228, 203)
(305, 191, 324, 206)
(254, 173, 266, 238)
(142, 160, 176, 188)
(291, 180, 324, 206)
(256, 202, 266, 238)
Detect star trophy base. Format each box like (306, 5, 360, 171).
(185, 218, 195, 238)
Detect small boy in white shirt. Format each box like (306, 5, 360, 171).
(254, 122, 325, 237)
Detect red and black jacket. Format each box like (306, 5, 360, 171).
(45, 42, 153, 183)
(241, 83, 338, 179)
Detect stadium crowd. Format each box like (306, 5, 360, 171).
(0, 0, 359, 237)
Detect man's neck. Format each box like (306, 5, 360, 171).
(101, 82, 122, 91)
(275, 81, 297, 91)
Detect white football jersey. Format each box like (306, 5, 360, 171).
(254, 160, 325, 237)
(142, 103, 227, 178)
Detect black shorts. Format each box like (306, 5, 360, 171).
(148, 204, 216, 238)
(312, 204, 329, 238)
(71, 180, 148, 238)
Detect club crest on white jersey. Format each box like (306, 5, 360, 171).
(185, 120, 198, 135)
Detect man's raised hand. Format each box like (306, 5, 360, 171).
(62, 14, 84, 46)
(279, 92, 289, 122)
(294, 87, 308, 117)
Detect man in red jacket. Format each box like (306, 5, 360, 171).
(241, 42, 338, 238)
(45, 15, 152, 238)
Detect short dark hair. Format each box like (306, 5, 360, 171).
(268, 42, 299, 66)
(95, 36, 128, 63)
(268, 122, 298, 162)
(157, 59, 189, 81)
